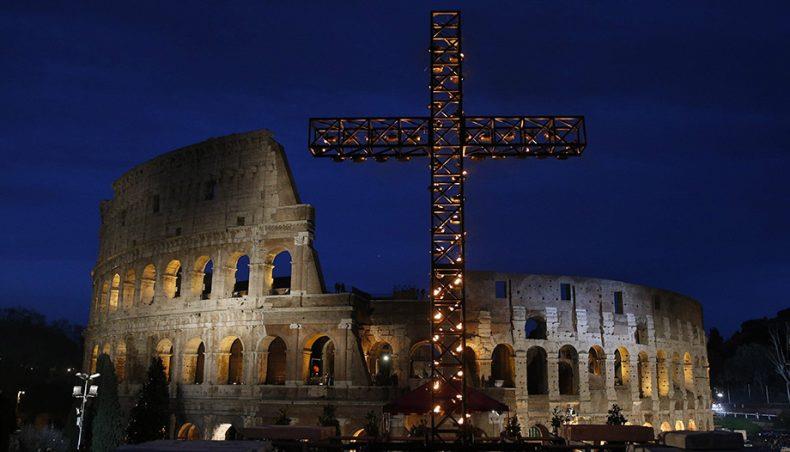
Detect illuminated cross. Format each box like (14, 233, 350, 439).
(308, 11, 586, 442)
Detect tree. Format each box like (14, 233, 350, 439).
(91, 354, 123, 452)
(274, 408, 291, 426)
(318, 405, 340, 436)
(550, 407, 571, 435)
(126, 358, 169, 444)
(606, 404, 627, 425)
(363, 411, 380, 439)
(502, 415, 522, 441)
(766, 324, 790, 403)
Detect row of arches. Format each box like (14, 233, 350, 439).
(93, 251, 292, 317)
(90, 332, 338, 386)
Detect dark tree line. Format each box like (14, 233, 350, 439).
(708, 308, 790, 404)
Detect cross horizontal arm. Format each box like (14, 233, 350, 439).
(308, 115, 586, 161)
(464, 116, 586, 160)
(308, 117, 430, 161)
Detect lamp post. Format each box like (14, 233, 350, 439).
(73, 372, 100, 450)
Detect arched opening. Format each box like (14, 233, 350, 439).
(164, 260, 182, 299)
(558, 345, 579, 395)
(140, 264, 156, 305)
(526, 346, 548, 395)
(271, 251, 292, 295)
(99, 281, 109, 315)
(90, 345, 99, 373)
(687, 419, 697, 431)
(683, 352, 694, 392)
(156, 339, 174, 383)
(638, 352, 651, 398)
(491, 344, 515, 388)
(177, 423, 200, 440)
(615, 347, 630, 387)
(215, 337, 245, 384)
(194, 256, 213, 299)
(305, 335, 334, 385)
(115, 342, 127, 383)
(264, 337, 287, 385)
(182, 338, 205, 385)
(675, 420, 685, 431)
(368, 342, 395, 386)
(588, 346, 605, 390)
(660, 421, 672, 432)
(409, 341, 438, 379)
(643, 422, 653, 428)
(671, 352, 682, 392)
(525, 317, 547, 340)
(211, 423, 234, 441)
(463, 347, 480, 388)
(232, 254, 250, 297)
(123, 269, 136, 309)
(109, 274, 121, 312)
(656, 350, 669, 397)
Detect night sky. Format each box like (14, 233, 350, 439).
(1, 1, 788, 336)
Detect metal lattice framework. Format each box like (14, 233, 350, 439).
(308, 11, 586, 443)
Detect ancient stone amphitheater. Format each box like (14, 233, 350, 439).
(84, 130, 713, 440)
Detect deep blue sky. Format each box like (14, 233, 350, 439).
(1, 1, 788, 336)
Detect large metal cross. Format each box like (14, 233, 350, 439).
(308, 11, 586, 442)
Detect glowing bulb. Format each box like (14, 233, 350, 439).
(433, 381, 440, 390)
(457, 370, 464, 377)
(456, 345, 463, 352)
(434, 405, 441, 414)
(434, 312, 442, 320)
(454, 277, 462, 285)
(432, 335, 439, 342)
(458, 417, 464, 425)
(456, 322, 463, 330)
(382, 354, 390, 362)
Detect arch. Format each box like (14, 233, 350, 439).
(525, 316, 547, 340)
(463, 347, 480, 388)
(656, 350, 669, 397)
(588, 345, 605, 390)
(558, 345, 579, 395)
(217, 337, 244, 384)
(177, 423, 200, 440)
(270, 250, 292, 295)
(409, 341, 439, 379)
(526, 346, 548, 395)
(687, 419, 697, 431)
(232, 254, 250, 297)
(638, 352, 651, 398)
(643, 422, 653, 428)
(674, 420, 685, 431)
(122, 269, 136, 309)
(140, 264, 156, 305)
(211, 423, 234, 440)
(683, 352, 694, 391)
(352, 428, 365, 437)
(262, 336, 287, 385)
(614, 347, 630, 387)
(491, 344, 515, 388)
(304, 335, 335, 385)
(99, 281, 110, 315)
(156, 339, 174, 382)
(115, 341, 127, 382)
(194, 256, 213, 299)
(182, 337, 205, 384)
(660, 421, 672, 432)
(163, 260, 182, 299)
(109, 274, 121, 312)
(368, 341, 395, 386)
(90, 344, 99, 373)
(102, 343, 111, 355)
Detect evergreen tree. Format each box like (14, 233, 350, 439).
(318, 405, 340, 436)
(91, 354, 123, 452)
(126, 358, 169, 444)
(606, 404, 627, 425)
(503, 415, 522, 441)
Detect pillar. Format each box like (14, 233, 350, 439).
(248, 263, 266, 298)
(548, 354, 560, 401)
(288, 323, 302, 385)
(605, 352, 617, 402)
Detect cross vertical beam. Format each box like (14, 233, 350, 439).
(429, 11, 466, 440)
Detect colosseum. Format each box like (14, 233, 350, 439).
(84, 129, 713, 440)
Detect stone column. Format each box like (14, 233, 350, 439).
(390, 414, 406, 437)
(479, 358, 492, 385)
(288, 323, 302, 385)
(514, 349, 527, 398)
(605, 351, 617, 402)
(258, 351, 269, 384)
(578, 350, 591, 413)
(205, 352, 218, 384)
(548, 354, 560, 401)
(190, 270, 205, 300)
(336, 319, 354, 387)
(648, 354, 659, 412)
(247, 263, 266, 298)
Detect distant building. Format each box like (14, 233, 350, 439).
(84, 130, 713, 439)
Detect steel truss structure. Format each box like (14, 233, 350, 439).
(308, 11, 586, 444)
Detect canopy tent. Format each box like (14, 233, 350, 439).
(383, 382, 508, 415)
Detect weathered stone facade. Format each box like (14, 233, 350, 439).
(84, 130, 713, 440)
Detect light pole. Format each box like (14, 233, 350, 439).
(73, 372, 99, 450)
